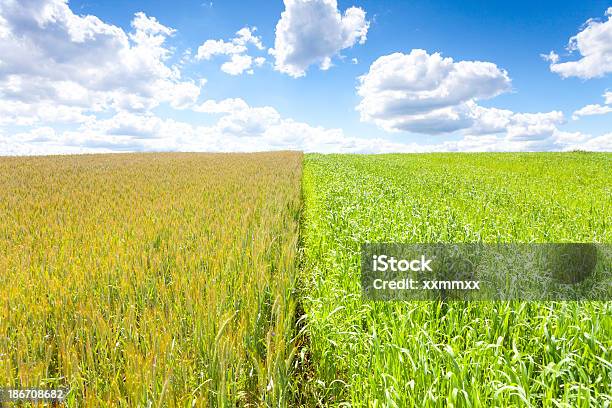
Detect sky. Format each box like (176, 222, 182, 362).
(0, 0, 611, 154)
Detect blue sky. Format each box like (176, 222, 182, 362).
(0, 0, 610, 154)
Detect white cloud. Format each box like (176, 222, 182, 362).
(0, 14, 9, 39)
(196, 39, 246, 60)
(354, 49, 599, 151)
(193, 98, 250, 113)
(0, 95, 420, 154)
(319, 57, 333, 71)
(0, 99, 93, 126)
(467, 104, 565, 139)
(572, 104, 612, 120)
(93, 111, 165, 138)
(221, 54, 255, 75)
(3, 97, 607, 155)
(269, 0, 369, 77)
(504, 111, 565, 141)
(0, 98, 361, 153)
(545, 7, 612, 79)
(0, 0, 202, 125)
(465, 105, 571, 150)
(540, 51, 559, 64)
(356, 50, 512, 134)
(215, 103, 282, 137)
(572, 91, 612, 119)
(196, 26, 265, 75)
(234, 26, 264, 50)
(565, 133, 612, 151)
(194, 100, 421, 152)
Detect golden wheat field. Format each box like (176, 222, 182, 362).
(0, 152, 302, 406)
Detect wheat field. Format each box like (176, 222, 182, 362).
(0, 152, 302, 406)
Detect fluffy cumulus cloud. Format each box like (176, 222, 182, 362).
(0, 99, 93, 126)
(572, 91, 612, 120)
(0, 0, 202, 124)
(5, 95, 609, 155)
(357, 50, 512, 134)
(355, 49, 611, 151)
(466, 105, 583, 150)
(269, 0, 369, 77)
(571, 133, 612, 151)
(2, 97, 415, 154)
(544, 7, 612, 79)
(196, 27, 266, 75)
(572, 104, 612, 120)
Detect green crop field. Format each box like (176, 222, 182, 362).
(0, 152, 610, 406)
(300, 153, 611, 406)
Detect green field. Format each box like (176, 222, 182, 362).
(301, 153, 611, 406)
(0, 152, 610, 406)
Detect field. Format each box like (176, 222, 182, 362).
(0, 152, 302, 406)
(300, 153, 611, 406)
(0, 152, 610, 406)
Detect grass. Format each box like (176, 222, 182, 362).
(0, 152, 302, 406)
(300, 153, 611, 406)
